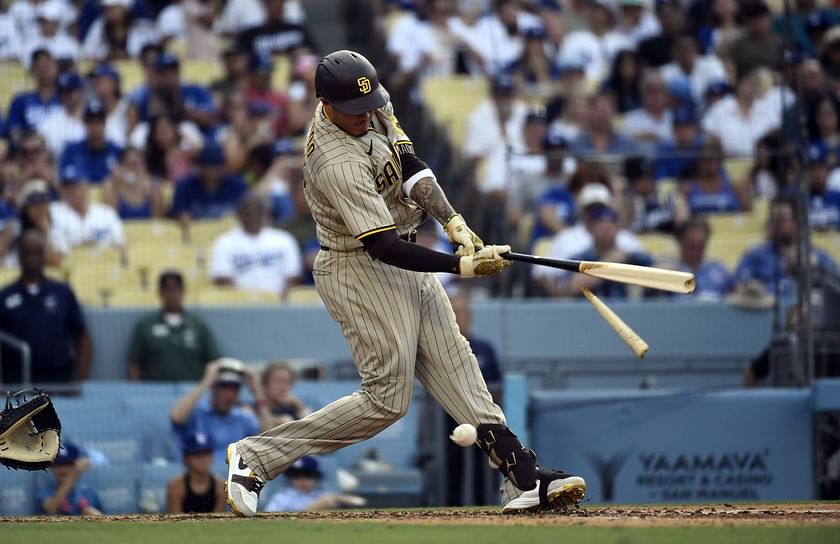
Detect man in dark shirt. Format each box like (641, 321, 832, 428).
(0, 231, 90, 384)
(237, 0, 315, 58)
(4, 49, 60, 143)
(128, 270, 220, 382)
(724, 1, 784, 76)
(637, 0, 685, 68)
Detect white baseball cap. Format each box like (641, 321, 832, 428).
(36, 1, 63, 21)
(102, 0, 132, 7)
(577, 183, 613, 209)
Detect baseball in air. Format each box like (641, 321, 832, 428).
(449, 423, 477, 447)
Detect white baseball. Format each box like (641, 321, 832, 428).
(449, 423, 477, 447)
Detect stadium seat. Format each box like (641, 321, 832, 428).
(64, 247, 125, 270)
(421, 77, 487, 149)
(184, 218, 236, 250)
(0, 267, 20, 285)
(138, 463, 183, 513)
(286, 285, 321, 305)
(270, 56, 292, 91)
(532, 237, 553, 257)
(123, 220, 183, 248)
(107, 290, 160, 308)
(813, 232, 840, 264)
(181, 60, 223, 86)
(68, 264, 143, 307)
(127, 244, 199, 276)
(724, 158, 754, 184)
(639, 233, 678, 260)
(0, 470, 36, 516)
(81, 465, 140, 514)
(195, 287, 280, 306)
(0, 62, 30, 113)
(112, 61, 145, 95)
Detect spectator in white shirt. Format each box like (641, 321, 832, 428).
(659, 33, 727, 108)
(701, 70, 780, 157)
(214, 0, 304, 35)
(87, 63, 129, 147)
(82, 0, 157, 61)
(558, 1, 631, 85)
(36, 71, 85, 158)
(49, 169, 125, 249)
(0, 12, 21, 60)
(622, 71, 673, 153)
(616, 0, 661, 45)
(22, 0, 80, 68)
(209, 193, 302, 297)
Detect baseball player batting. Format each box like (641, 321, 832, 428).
(225, 50, 586, 515)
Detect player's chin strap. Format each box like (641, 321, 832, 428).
(475, 424, 538, 492)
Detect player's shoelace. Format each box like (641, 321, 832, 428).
(232, 474, 265, 493)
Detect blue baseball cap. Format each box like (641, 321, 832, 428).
(491, 74, 517, 96)
(155, 52, 180, 71)
(673, 106, 698, 125)
(183, 431, 214, 455)
(808, 144, 828, 165)
(555, 54, 586, 75)
(249, 51, 274, 73)
(88, 63, 121, 86)
(705, 79, 733, 96)
(667, 78, 693, 105)
(285, 456, 322, 479)
(54, 441, 81, 465)
(587, 203, 619, 222)
(197, 144, 226, 166)
(84, 99, 107, 120)
(806, 11, 832, 32)
(544, 131, 568, 150)
(273, 138, 295, 157)
(60, 164, 84, 184)
(57, 71, 83, 92)
(249, 100, 272, 116)
(538, 0, 562, 12)
(523, 26, 547, 40)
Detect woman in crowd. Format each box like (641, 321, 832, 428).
(601, 49, 642, 114)
(102, 147, 164, 219)
(253, 362, 310, 433)
(143, 115, 198, 182)
(807, 95, 840, 168)
(82, 0, 157, 61)
(682, 140, 751, 214)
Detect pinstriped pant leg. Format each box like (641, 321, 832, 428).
(414, 274, 506, 426)
(236, 251, 422, 481)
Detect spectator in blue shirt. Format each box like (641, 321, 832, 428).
(5, 48, 61, 143)
(570, 93, 638, 160)
(58, 101, 122, 184)
(38, 441, 103, 516)
(735, 195, 838, 303)
(556, 205, 655, 299)
(666, 219, 733, 301)
(170, 358, 261, 465)
(531, 133, 575, 243)
(0, 231, 90, 384)
(654, 107, 703, 181)
(806, 96, 840, 169)
(806, 145, 840, 230)
(263, 456, 363, 512)
(128, 52, 216, 131)
(170, 145, 248, 223)
(682, 140, 750, 214)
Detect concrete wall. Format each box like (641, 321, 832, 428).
(85, 301, 774, 380)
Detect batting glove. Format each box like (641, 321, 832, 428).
(444, 214, 484, 256)
(459, 245, 511, 278)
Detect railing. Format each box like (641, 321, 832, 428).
(0, 330, 31, 387)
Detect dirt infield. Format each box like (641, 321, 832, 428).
(2, 503, 839, 527)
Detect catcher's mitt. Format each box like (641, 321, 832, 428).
(0, 389, 62, 470)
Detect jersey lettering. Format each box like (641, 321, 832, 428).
(375, 160, 400, 193)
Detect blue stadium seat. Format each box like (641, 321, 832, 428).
(81, 465, 140, 514)
(0, 470, 37, 516)
(138, 463, 183, 513)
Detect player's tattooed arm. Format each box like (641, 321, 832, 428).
(410, 177, 457, 225)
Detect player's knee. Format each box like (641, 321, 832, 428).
(362, 388, 411, 422)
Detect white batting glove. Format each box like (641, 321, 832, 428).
(459, 245, 511, 278)
(444, 214, 484, 256)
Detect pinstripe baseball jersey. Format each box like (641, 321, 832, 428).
(303, 101, 426, 251)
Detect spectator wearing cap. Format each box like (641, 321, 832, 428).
(721, 1, 783, 77)
(681, 140, 750, 214)
(616, 0, 661, 45)
(209, 192, 302, 296)
(128, 52, 216, 131)
(38, 441, 103, 516)
(534, 177, 644, 290)
(245, 51, 289, 137)
(6, 179, 68, 268)
(637, 0, 685, 67)
(36, 72, 87, 158)
(166, 430, 226, 513)
(264, 456, 362, 512)
(210, 45, 251, 105)
(102, 146, 164, 219)
(0, 230, 90, 384)
(660, 219, 733, 301)
(702, 79, 733, 112)
(170, 145, 249, 223)
(82, 0, 157, 61)
(694, 0, 740, 56)
(128, 270, 219, 381)
(602, 50, 643, 114)
(286, 53, 319, 136)
(462, 75, 529, 191)
(4, 49, 60, 143)
(531, 133, 576, 243)
(236, 0, 315, 58)
(624, 155, 688, 234)
(622, 71, 674, 152)
(702, 70, 780, 157)
(552, 202, 655, 299)
(659, 33, 727, 108)
(653, 106, 703, 181)
(807, 96, 840, 169)
(557, 2, 631, 85)
(570, 92, 638, 159)
(511, 26, 555, 99)
(58, 100, 123, 185)
(11, 132, 59, 196)
(772, 0, 840, 57)
(170, 358, 261, 464)
(88, 63, 129, 147)
(50, 167, 125, 249)
(806, 145, 840, 230)
(21, 1, 80, 69)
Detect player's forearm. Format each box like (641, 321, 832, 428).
(409, 177, 457, 226)
(378, 238, 461, 274)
